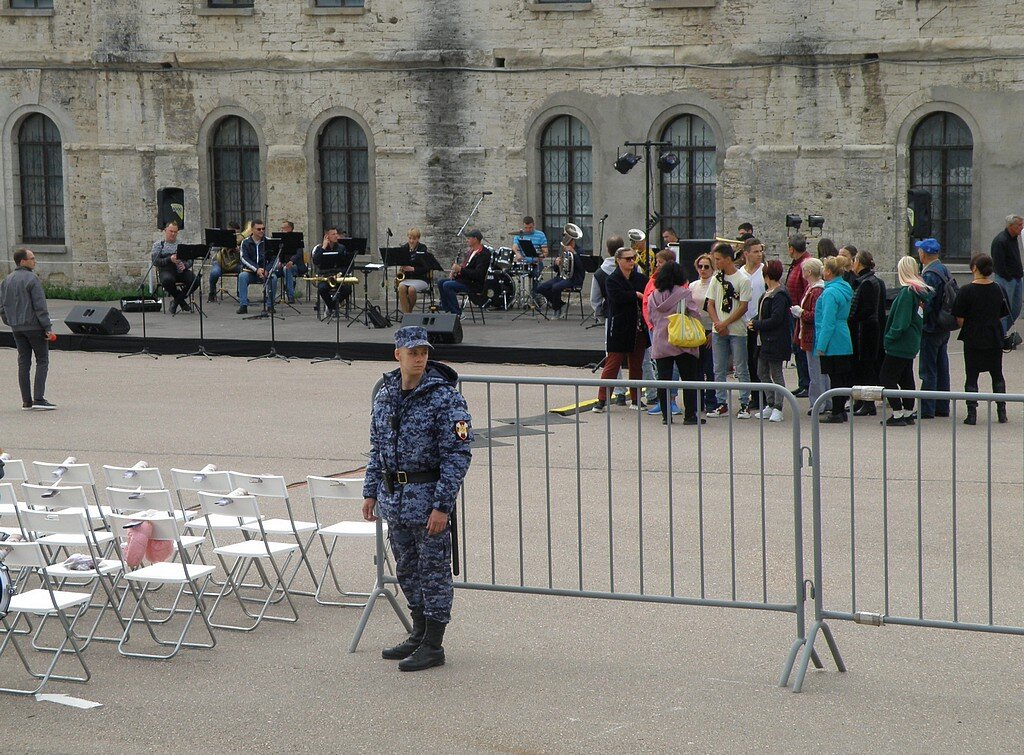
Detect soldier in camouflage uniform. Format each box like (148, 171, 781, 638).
(362, 325, 472, 671)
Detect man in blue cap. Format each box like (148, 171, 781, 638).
(916, 238, 952, 418)
(362, 325, 473, 671)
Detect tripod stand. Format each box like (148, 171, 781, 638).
(119, 262, 159, 360)
(512, 270, 550, 322)
(347, 265, 384, 328)
(247, 242, 290, 361)
(177, 245, 215, 360)
(312, 301, 352, 365)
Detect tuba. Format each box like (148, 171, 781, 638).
(628, 228, 653, 273)
(559, 223, 583, 279)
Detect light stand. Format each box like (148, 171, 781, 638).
(623, 140, 672, 250)
(176, 243, 215, 360)
(118, 261, 160, 360)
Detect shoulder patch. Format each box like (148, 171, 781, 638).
(454, 420, 470, 441)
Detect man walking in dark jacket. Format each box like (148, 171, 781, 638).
(990, 214, 1023, 341)
(0, 248, 56, 410)
(916, 238, 951, 418)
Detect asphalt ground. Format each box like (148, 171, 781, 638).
(1, 346, 1023, 753)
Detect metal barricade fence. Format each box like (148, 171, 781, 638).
(350, 375, 819, 689)
(794, 386, 1024, 693)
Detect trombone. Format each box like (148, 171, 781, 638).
(714, 235, 746, 251)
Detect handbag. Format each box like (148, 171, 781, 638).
(668, 298, 707, 348)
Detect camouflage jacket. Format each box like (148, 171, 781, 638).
(363, 362, 473, 525)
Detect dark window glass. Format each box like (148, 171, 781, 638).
(314, 0, 364, 6)
(208, 0, 254, 7)
(210, 116, 261, 230)
(540, 115, 593, 252)
(10, 0, 54, 8)
(659, 114, 717, 240)
(318, 117, 370, 238)
(910, 112, 973, 261)
(17, 113, 64, 244)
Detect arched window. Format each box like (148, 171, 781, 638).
(910, 112, 973, 260)
(17, 113, 64, 244)
(540, 115, 592, 251)
(318, 117, 370, 238)
(659, 114, 716, 240)
(210, 116, 261, 229)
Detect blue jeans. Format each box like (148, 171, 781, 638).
(793, 348, 810, 392)
(993, 273, 1023, 334)
(807, 350, 830, 409)
(918, 330, 950, 416)
(274, 265, 297, 300)
(238, 270, 276, 308)
(438, 279, 470, 314)
(711, 332, 750, 406)
(536, 277, 573, 310)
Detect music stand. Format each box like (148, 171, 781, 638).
(175, 243, 214, 359)
(381, 246, 412, 320)
(316, 246, 356, 323)
(578, 253, 605, 329)
(347, 263, 385, 328)
(272, 231, 305, 313)
(247, 238, 290, 362)
(118, 261, 160, 360)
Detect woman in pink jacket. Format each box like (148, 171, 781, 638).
(647, 261, 705, 425)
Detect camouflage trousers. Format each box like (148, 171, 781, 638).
(388, 522, 453, 624)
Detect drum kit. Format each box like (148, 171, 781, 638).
(478, 223, 583, 310)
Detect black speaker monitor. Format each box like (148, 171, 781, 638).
(907, 189, 932, 238)
(64, 306, 131, 336)
(402, 313, 463, 345)
(157, 187, 185, 230)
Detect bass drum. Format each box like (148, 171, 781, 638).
(481, 273, 516, 311)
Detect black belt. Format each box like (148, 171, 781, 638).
(385, 469, 441, 486)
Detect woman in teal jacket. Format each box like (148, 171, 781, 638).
(814, 255, 855, 422)
(879, 255, 932, 426)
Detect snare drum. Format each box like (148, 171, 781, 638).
(491, 246, 515, 272)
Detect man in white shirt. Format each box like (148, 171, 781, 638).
(740, 237, 766, 408)
(706, 242, 753, 417)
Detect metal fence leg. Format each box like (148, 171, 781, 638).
(347, 519, 411, 654)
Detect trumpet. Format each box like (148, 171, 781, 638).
(302, 273, 359, 286)
(714, 235, 746, 250)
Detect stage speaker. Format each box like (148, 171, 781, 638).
(907, 189, 932, 238)
(64, 306, 131, 336)
(676, 239, 714, 281)
(402, 312, 463, 345)
(157, 187, 185, 230)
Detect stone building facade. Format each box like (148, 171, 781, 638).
(0, 0, 1020, 286)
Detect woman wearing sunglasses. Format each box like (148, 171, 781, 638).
(593, 247, 650, 412)
(688, 253, 719, 413)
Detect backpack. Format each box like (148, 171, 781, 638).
(932, 267, 960, 332)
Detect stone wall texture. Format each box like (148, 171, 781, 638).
(0, 0, 1022, 284)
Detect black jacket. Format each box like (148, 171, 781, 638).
(455, 247, 490, 293)
(405, 243, 431, 282)
(605, 267, 649, 353)
(991, 229, 1023, 279)
(848, 269, 886, 360)
(751, 287, 792, 361)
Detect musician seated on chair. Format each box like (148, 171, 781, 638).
(272, 220, 307, 305)
(312, 226, 355, 317)
(237, 219, 278, 315)
(208, 221, 241, 303)
(534, 233, 585, 318)
(397, 228, 431, 315)
(438, 229, 491, 318)
(151, 222, 198, 315)
(512, 215, 548, 279)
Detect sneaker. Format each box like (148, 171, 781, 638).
(591, 400, 607, 414)
(793, 388, 809, 398)
(754, 406, 774, 419)
(670, 403, 682, 416)
(32, 399, 57, 411)
(236, 305, 248, 314)
(707, 405, 729, 418)
(627, 401, 642, 411)
(769, 408, 784, 423)
(736, 404, 751, 419)
(613, 394, 627, 407)
(22, 402, 32, 410)
(551, 308, 562, 319)
(882, 415, 908, 426)
(207, 292, 217, 303)
(459, 312, 472, 322)
(648, 405, 663, 415)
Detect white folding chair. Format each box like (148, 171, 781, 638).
(197, 491, 299, 632)
(16, 509, 125, 652)
(307, 476, 391, 607)
(0, 541, 91, 695)
(228, 471, 319, 598)
(0, 483, 30, 534)
(21, 484, 113, 548)
(102, 462, 166, 493)
(32, 460, 107, 525)
(1, 458, 28, 484)
(107, 513, 217, 660)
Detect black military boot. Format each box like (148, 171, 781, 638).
(382, 611, 425, 660)
(964, 405, 977, 425)
(398, 618, 446, 671)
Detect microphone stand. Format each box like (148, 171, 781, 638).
(311, 294, 353, 365)
(456, 192, 490, 239)
(119, 261, 159, 360)
(597, 213, 608, 257)
(178, 246, 215, 360)
(382, 227, 394, 322)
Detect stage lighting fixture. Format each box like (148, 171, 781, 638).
(785, 214, 803, 230)
(807, 214, 825, 230)
(656, 153, 680, 173)
(614, 152, 640, 175)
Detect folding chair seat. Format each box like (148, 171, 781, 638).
(228, 471, 318, 597)
(106, 514, 217, 659)
(0, 482, 30, 523)
(197, 491, 299, 632)
(105, 487, 204, 553)
(0, 541, 91, 695)
(307, 475, 391, 607)
(16, 510, 125, 652)
(21, 485, 113, 550)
